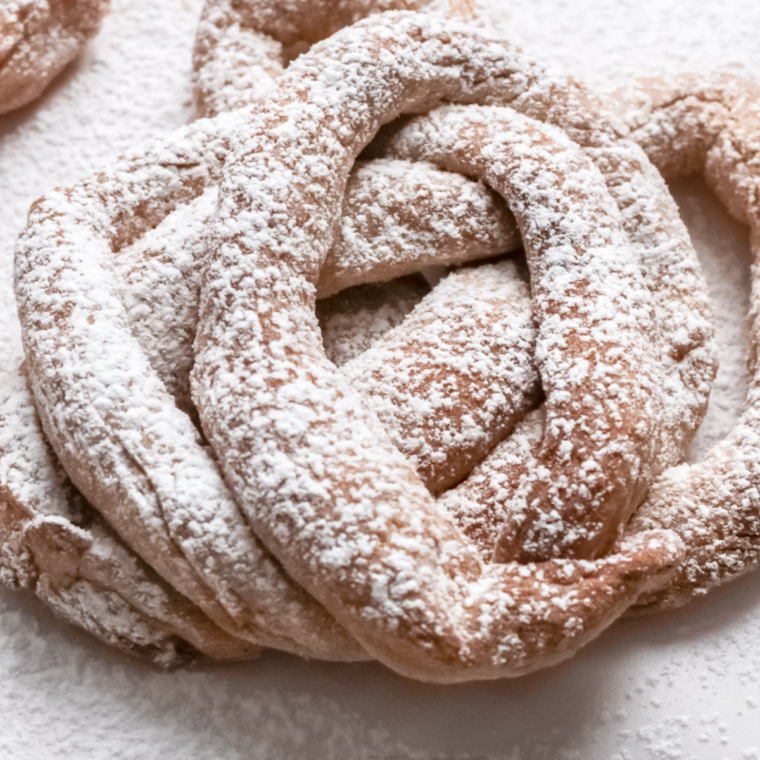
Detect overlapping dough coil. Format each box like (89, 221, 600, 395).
(3, 2, 758, 682)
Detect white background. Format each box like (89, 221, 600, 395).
(1, 1, 759, 758)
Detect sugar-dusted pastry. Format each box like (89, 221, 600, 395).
(192, 0, 486, 117)
(610, 74, 760, 611)
(0, 0, 110, 114)
(190, 13, 687, 682)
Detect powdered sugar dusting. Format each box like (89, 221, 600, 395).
(343, 259, 537, 495)
(1, 0, 759, 756)
(191, 16, 684, 683)
(191, 0, 489, 117)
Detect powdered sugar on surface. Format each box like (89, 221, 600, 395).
(1, 0, 759, 758)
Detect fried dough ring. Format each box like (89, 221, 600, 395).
(9, 0, 522, 665)
(8, 70, 523, 662)
(191, 13, 685, 683)
(605, 74, 760, 610)
(0, 0, 110, 114)
(17, 14, 682, 678)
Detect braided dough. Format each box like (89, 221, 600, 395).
(190, 0, 715, 571)
(8, 102, 518, 662)
(447, 73, 760, 608)
(355, 71, 760, 613)
(369, 109, 714, 566)
(5, 221, 525, 664)
(0, 0, 110, 114)
(7, 10, 726, 676)
(15, 114, 464, 662)
(190, 13, 687, 682)
(15, 14, 685, 678)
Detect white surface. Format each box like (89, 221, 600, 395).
(1, 1, 759, 758)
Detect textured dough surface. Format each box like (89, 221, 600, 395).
(191, 13, 686, 683)
(609, 74, 760, 610)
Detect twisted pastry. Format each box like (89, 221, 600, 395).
(190, 2, 714, 571)
(367, 103, 715, 566)
(0, 0, 110, 114)
(118, 157, 519, 419)
(4, 1, 524, 662)
(190, 13, 686, 682)
(14, 15, 685, 678)
(3, 253, 532, 665)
